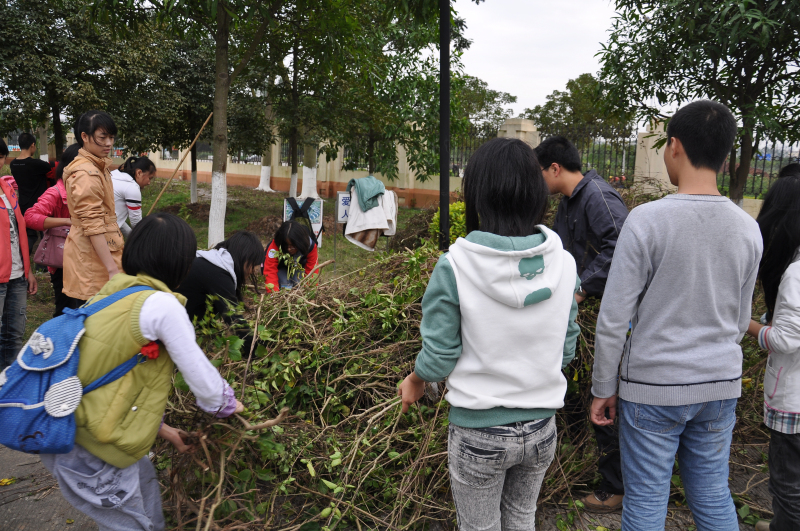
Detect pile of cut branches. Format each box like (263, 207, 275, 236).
(158, 183, 769, 530)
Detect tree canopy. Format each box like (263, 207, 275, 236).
(599, 0, 800, 200)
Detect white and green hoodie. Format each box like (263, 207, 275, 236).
(415, 226, 580, 428)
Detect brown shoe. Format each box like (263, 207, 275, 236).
(754, 521, 771, 531)
(581, 490, 624, 513)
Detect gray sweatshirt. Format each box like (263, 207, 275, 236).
(592, 194, 762, 406)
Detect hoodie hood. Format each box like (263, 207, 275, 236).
(446, 226, 567, 309)
(196, 248, 237, 287)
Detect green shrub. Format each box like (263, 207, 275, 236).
(429, 201, 466, 245)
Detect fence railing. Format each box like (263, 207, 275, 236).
(280, 140, 305, 167)
(448, 124, 499, 177)
(717, 142, 800, 198)
(231, 152, 261, 165)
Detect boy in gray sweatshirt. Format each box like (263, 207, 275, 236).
(590, 100, 762, 530)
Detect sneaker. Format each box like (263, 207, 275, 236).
(581, 490, 624, 513)
(754, 521, 771, 531)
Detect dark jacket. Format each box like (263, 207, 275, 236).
(552, 170, 629, 298)
(178, 256, 239, 324)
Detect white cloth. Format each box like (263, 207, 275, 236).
(1, 191, 24, 279)
(759, 248, 800, 414)
(195, 248, 237, 287)
(138, 292, 231, 414)
(344, 189, 398, 251)
(443, 226, 577, 411)
(111, 170, 142, 238)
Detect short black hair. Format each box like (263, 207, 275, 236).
(274, 221, 313, 257)
(121, 155, 156, 177)
(18, 132, 36, 151)
(0, 138, 8, 157)
(534, 136, 582, 173)
(214, 231, 265, 299)
(778, 162, 800, 179)
(463, 137, 550, 237)
(75, 110, 118, 148)
(757, 174, 800, 315)
(55, 144, 81, 181)
(122, 212, 197, 290)
(666, 100, 737, 172)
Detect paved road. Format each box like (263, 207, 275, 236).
(0, 446, 97, 531)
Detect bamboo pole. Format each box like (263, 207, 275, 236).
(147, 112, 213, 215)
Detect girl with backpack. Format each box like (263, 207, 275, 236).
(746, 173, 800, 531)
(263, 220, 318, 291)
(111, 155, 155, 237)
(40, 212, 244, 531)
(397, 138, 581, 529)
(62, 110, 125, 307)
(24, 144, 80, 317)
(178, 231, 264, 325)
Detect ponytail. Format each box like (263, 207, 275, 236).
(121, 155, 156, 178)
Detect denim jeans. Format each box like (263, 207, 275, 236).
(448, 417, 556, 531)
(768, 428, 800, 530)
(619, 398, 738, 531)
(0, 276, 28, 371)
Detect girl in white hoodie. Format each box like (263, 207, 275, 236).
(746, 172, 800, 531)
(398, 138, 581, 530)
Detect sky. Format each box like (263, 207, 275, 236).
(454, 0, 618, 115)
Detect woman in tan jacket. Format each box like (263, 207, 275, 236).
(62, 111, 125, 306)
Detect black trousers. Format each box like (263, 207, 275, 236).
(563, 372, 624, 495)
(65, 295, 86, 310)
(768, 428, 800, 530)
(49, 268, 71, 317)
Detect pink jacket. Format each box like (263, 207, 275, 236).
(24, 180, 70, 274)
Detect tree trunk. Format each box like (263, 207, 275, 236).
(208, 5, 231, 247)
(190, 141, 198, 203)
(289, 129, 298, 197)
(367, 130, 375, 174)
(257, 100, 275, 192)
(301, 142, 318, 198)
(51, 98, 63, 159)
(730, 133, 753, 204)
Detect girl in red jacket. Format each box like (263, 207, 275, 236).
(263, 221, 318, 291)
(24, 144, 79, 317)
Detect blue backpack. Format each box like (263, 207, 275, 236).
(0, 286, 154, 455)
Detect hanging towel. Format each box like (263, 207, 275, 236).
(345, 189, 398, 251)
(346, 176, 385, 212)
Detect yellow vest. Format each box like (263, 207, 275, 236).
(74, 273, 185, 468)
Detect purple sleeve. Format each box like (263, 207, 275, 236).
(205, 383, 238, 418)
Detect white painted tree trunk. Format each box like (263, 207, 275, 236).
(207, 170, 227, 247)
(191, 171, 198, 203)
(256, 164, 274, 192)
(289, 173, 298, 197)
(300, 166, 318, 198)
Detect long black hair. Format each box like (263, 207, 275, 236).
(215, 231, 265, 299)
(120, 155, 156, 179)
(55, 144, 81, 182)
(463, 137, 549, 236)
(273, 221, 312, 256)
(122, 213, 197, 291)
(756, 174, 800, 315)
(74, 110, 117, 148)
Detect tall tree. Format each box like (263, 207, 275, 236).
(599, 0, 800, 201)
(94, 0, 281, 246)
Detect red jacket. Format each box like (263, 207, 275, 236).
(263, 239, 318, 292)
(24, 180, 70, 274)
(0, 178, 31, 283)
(24, 179, 70, 231)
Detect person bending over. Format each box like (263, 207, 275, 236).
(263, 221, 318, 292)
(112, 155, 155, 237)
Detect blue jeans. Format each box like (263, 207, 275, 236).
(619, 398, 738, 531)
(448, 417, 556, 531)
(0, 276, 27, 371)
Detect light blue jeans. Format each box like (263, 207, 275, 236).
(619, 398, 738, 531)
(0, 276, 27, 371)
(448, 417, 556, 531)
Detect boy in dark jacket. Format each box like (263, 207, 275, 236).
(535, 136, 629, 512)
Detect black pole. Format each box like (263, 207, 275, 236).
(439, 0, 450, 251)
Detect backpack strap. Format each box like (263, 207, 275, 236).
(83, 353, 146, 394)
(66, 286, 154, 318)
(299, 197, 315, 215)
(287, 197, 301, 219)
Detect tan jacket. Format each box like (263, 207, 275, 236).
(62, 149, 124, 300)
